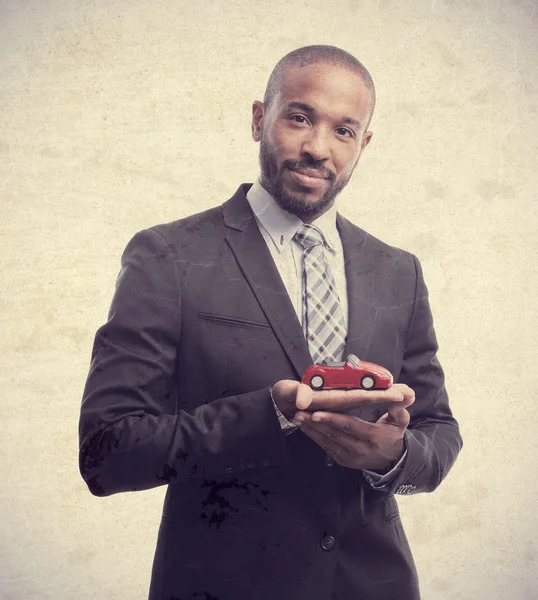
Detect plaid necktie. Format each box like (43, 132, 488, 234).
(294, 224, 346, 364)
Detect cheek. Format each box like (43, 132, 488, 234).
(271, 127, 303, 159)
(334, 150, 360, 179)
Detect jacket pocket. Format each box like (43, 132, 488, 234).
(197, 311, 271, 331)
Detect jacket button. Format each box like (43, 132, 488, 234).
(325, 455, 334, 467)
(320, 535, 336, 551)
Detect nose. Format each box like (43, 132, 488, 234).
(301, 127, 330, 162)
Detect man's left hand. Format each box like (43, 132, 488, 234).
(291, 383, 415, 472)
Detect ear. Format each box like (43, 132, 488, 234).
(251, 100, 265, 142)
(358, 130, 373, 158)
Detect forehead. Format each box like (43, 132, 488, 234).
(275, 63, 371, 122)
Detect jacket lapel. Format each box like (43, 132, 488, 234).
(222, 185, 312, 380)
(221, 186, 377, 379)
(336, 214, 377, 363)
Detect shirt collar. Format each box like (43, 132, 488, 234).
(246, 178, 340, 254)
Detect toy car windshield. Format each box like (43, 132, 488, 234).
(345, 354, 360, 368)
(321, 354, 360, 368)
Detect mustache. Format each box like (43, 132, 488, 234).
(281, 159, 336, 182)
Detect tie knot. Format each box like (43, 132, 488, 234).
(294, 224, 326, 250)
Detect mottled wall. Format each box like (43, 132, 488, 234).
(1, 0, 537, 598)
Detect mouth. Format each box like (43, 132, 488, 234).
(287, 167, 329, 188)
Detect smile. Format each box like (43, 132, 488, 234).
(288, 168, 329, 187)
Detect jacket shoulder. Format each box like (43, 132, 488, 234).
(151, 204, 225, 245)
(118, 205, 227, 263)
(337, 213, 417, 268)
(126, 184, 252, 256)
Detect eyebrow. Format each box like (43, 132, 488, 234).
(286, 101, 362, 128)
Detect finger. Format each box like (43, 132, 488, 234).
(379, 407, 411, 428)
(298, 419, 360, 462)
(298, 414, 370, 449)
(295, 383, 314, 410)
(384, 386, 414, 423)
(309, 411, 374, 440)
(291, 410, 312, 425)
(309, 386, 408, 413)
(390, 384, 415, 409)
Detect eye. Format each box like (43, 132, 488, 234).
(336, 127, 354, 138)
(288, 114, 309, 125)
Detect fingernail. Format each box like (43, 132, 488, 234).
(292, 415, 305, 426)
(311, 413, 322, 422)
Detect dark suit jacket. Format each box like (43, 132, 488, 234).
(79, 183, 462, 600)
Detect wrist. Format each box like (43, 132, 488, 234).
(372, 439, 405, 474)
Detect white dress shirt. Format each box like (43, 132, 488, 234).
(246, 179, 348, 341)
(246, 179, 406, 487)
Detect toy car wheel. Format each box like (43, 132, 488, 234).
(360, 375, 376, 390)
(310, 375, 325, 390)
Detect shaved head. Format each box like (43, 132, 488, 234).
(263, 45, 376, 129)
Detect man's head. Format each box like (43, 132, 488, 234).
(252, 45, 375, 222)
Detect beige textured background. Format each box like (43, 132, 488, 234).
(1, 0, 537, 598)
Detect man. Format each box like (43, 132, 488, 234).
(79, 45, 462, 600)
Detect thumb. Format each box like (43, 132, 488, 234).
(296, 383, 314, 410)
(379, 406, 410, 428)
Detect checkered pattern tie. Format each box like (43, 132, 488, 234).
(294, 224, 346, 364)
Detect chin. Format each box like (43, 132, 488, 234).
(285, 187, 324, 204)
(260, 164, 342, 221)
(273, 188, 335, 220)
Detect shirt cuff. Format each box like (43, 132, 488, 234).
(362, 448, 408, 488)
(270, 387, 297, 436)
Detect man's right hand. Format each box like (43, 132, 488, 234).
(271, 380, 413, 421)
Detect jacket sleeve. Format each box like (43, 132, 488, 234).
(377, 254, 463, 495)
(78, 228, 290, 497)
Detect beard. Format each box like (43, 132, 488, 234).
(258, 136, 355, 221)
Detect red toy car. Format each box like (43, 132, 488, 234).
(302, 354, 393, 391)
